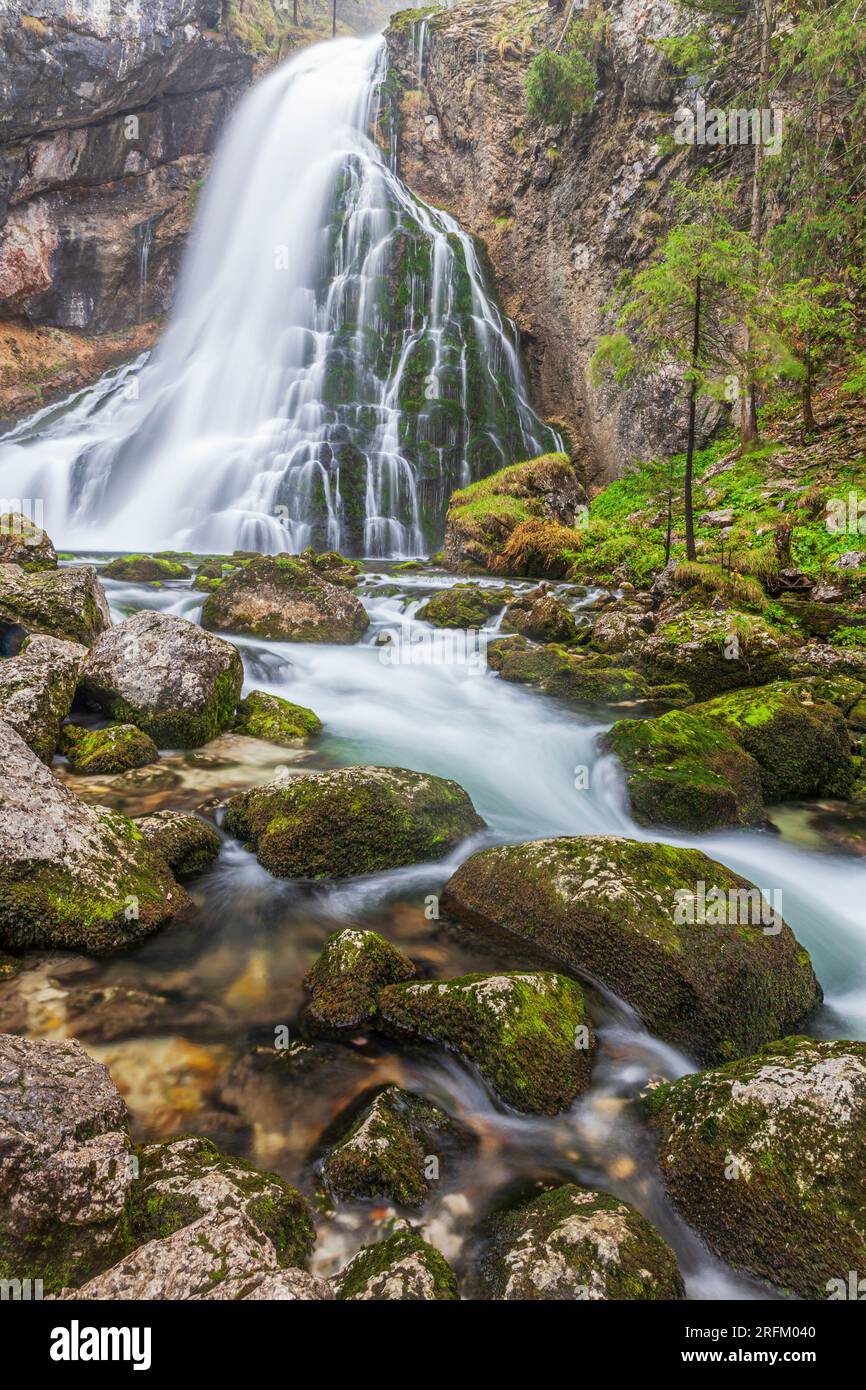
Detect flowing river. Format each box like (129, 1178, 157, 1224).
(1, 31, 864, 1301)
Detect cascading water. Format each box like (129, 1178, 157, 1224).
(0, 36, 557, 557)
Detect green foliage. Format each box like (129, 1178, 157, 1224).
(525, 45, 595, 124)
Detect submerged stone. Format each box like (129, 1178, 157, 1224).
(478, 1184, 685, 1300)
(417, 584, 505, 628)
(646, 1037, 866, 1299)
(442, 836, 821, 1065)
(224, 764, 484, 879)
(377, 971, 595, 1114)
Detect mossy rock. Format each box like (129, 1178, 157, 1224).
(0, 720, 188, 953)
(489, 637, 648, 705)
(478, 1184, 685, 1300)
(444, 452, 585, 573)
(0, 511, 57, 572)
(377, 972, 595, 1115)
(502, 588, 579, 644)
(233, 689, 322, 746)
(59, 722, 159, 774)
(304, 928, 416, 1032)
(417, 584, 504, 629)
(442, 837, 821, 1065)
(102, 554, 191, 582)
(0, 562, 110, 646)
(638, 605, 793, 700)
(80, 610, 244, 748)
(224, 765, 484, 879)
(333, 1225, 459, 1300)
(606, 678, 856, 830)
(134, 811, 221, 878)
(0, 634, 85, 762)
(201, 554, 368, 643)
(321, 1085, 473, 1208)
(646, 1037, 866, 1298)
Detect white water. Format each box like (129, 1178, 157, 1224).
(0, 37, 555, 557)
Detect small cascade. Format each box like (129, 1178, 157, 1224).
(135, 216, 155, 323)
(0, 37, 558, 557)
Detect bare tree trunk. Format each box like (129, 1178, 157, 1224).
(802, 341, 818, 436)
(332, 0, 337, 37)
(741, 0, 774, 446)
(685, 276, 701, 562)
(293, 0, 298, 25)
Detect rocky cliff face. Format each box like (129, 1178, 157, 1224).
(386, 0, 727, 480)
(0, 1, 259, 332)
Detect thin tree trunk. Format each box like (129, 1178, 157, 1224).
(741, 0, 774, 446)
(802, 342, 817, 436)
(685, 275, 701, 562)
(293, 0, 298, 24)
(332, 0, 337, 37)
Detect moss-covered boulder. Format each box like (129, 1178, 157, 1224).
(589, 604, 653, 655)
(444, 452, 585, 573)
(304, 928, 416, 1032)
(233, 689, 322, 745)
(134, 811, 221, 878)
(377, 972, 595, 1115)
(80, 609, 243, 748)
(0, 634, 86, 762)
(638, 604, 793, 699)
(478, 1185, 684, 1300)
(606, 679, 856, 831)
(488, 637, 649, 705)
(102, 554, 191, 582)
(442, 837, 821, 1065)
(646, 1037, 866, 1299)
(0, 562, 110, 646)
(502, 587, 579, 643)
(333, 1225, 459, 1300)
(0, 512, 57, 572)
(321, 1085, 473, 1208)
(224, 765, 484, 879)
(201, 554, 368, 643)
(417, 584, 505, 628)
(59, 722, 159, 774)
(0, 1034, 136, 1293)
(70, 1135, 316, 1299)
(0, 720, 188, 952)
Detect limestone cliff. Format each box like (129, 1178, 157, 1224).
(386, 0, 729, 480)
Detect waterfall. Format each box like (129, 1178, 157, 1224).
(0, 36, 558, 558)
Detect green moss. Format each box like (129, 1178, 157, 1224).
(102, 555, 191, 582)
(233, 689, 322, 746)
(377, 972, 595, 1115)
(417, 584, 505, 628)
(59, 722, 159, 774)
(335, 1225, 459, 1300)
(304, 927, 416, 1032)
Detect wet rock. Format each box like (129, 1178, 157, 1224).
(59, 722, 159, 774)
(478, 1184, 684, 1300)
(101, 555, 191, 582)
(80, 609, 243, 748)
(647, 1037, 866, 1299)
(201, 554, 369, 643)
(321, 1084, 473, 1208)
(304, 928, 417, 1033)
(224, 764, 483, 879)
(0, 562, 110, 645)
(589, 603, 653, 655)
(443, 453, 585, 572)
(0, 719, 187, 952)
(0, 1033, 135, 1293)
(0, 634, 86, 761)
(488, 636, 648, 704)
(501, 586, 579, 643)
(65, 1135, 315, 1299)
(605, 679, 856, 831)
(442, 837, 821, 1065)
(195, 1268, 333, 1300)
(638, 603, 793, 699)
(233, 688, 322, 745)
(333, 1224, 459, 1300)
(0, 512, 56, 571)
(418, 584, 505, 628)
(133, 810, 221, 878)
(377, 972, 595, 1115)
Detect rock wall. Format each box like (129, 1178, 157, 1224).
(386, 0, 730, 480)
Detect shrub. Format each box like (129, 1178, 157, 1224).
(525, 46, 596, 125)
